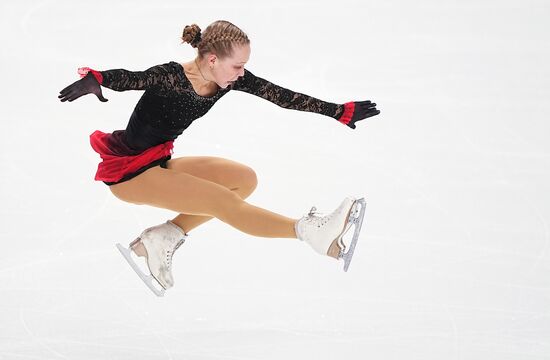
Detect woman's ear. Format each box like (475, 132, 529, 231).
(207, 53, 217, 68)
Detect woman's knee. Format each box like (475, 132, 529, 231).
(209, 158, 258, 194)
(239, 165, 258, 195)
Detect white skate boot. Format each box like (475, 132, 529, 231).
(116, 220, 187, 296)
(295, 197, 366, 272)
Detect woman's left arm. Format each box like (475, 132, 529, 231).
(231, 69, 380, 129)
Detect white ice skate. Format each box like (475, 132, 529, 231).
(116, 220, 187, 297)
(295, 197, 366, 272)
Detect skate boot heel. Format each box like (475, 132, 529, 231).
(335, 199, 362, 249)
(129, 237, 147, 257)
(129, 237, 141, 249)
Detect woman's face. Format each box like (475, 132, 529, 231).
(211, 44, 251, 88)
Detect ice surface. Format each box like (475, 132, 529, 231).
(0, 0, 549, 359)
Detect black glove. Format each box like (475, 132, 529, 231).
(338, 100, 380, 129)
(58, 72, 108, 102)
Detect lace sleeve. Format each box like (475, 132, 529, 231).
(98, 63, 177, 91)
(231, 69, 344, 119)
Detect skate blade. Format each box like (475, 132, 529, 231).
(339, 198, 366, 272)
(116, 243, 166, 297)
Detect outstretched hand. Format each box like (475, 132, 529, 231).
(58, 72, 108, 102)
(338, 100, 380, 129)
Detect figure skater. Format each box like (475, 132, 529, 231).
(58, 20, 380, 296)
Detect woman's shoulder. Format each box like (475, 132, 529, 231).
(145, 61, 184, 74)
(167, 61, 184, 69)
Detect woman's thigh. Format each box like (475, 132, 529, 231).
(165, 156, 257, 192)
(109, 166, 243, 217)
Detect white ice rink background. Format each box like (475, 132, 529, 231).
(1, 0, 549, 359)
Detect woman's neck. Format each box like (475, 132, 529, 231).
(181, 60, 219, 96)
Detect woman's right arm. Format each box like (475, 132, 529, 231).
(96, 63, 173, 91)
(58, 63, 173, 102)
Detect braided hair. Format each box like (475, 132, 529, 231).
(181, 20, 250, 60)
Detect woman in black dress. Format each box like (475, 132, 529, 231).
(58, 20, 379, 296)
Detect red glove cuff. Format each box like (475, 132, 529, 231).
(78, 67, 103, 84)
(337, 102, 355, 125)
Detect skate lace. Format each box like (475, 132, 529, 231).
(306, 206, 331, 227)
(165, 238, 185, 270)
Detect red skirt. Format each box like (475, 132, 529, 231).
(90, 130, 174, 183)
